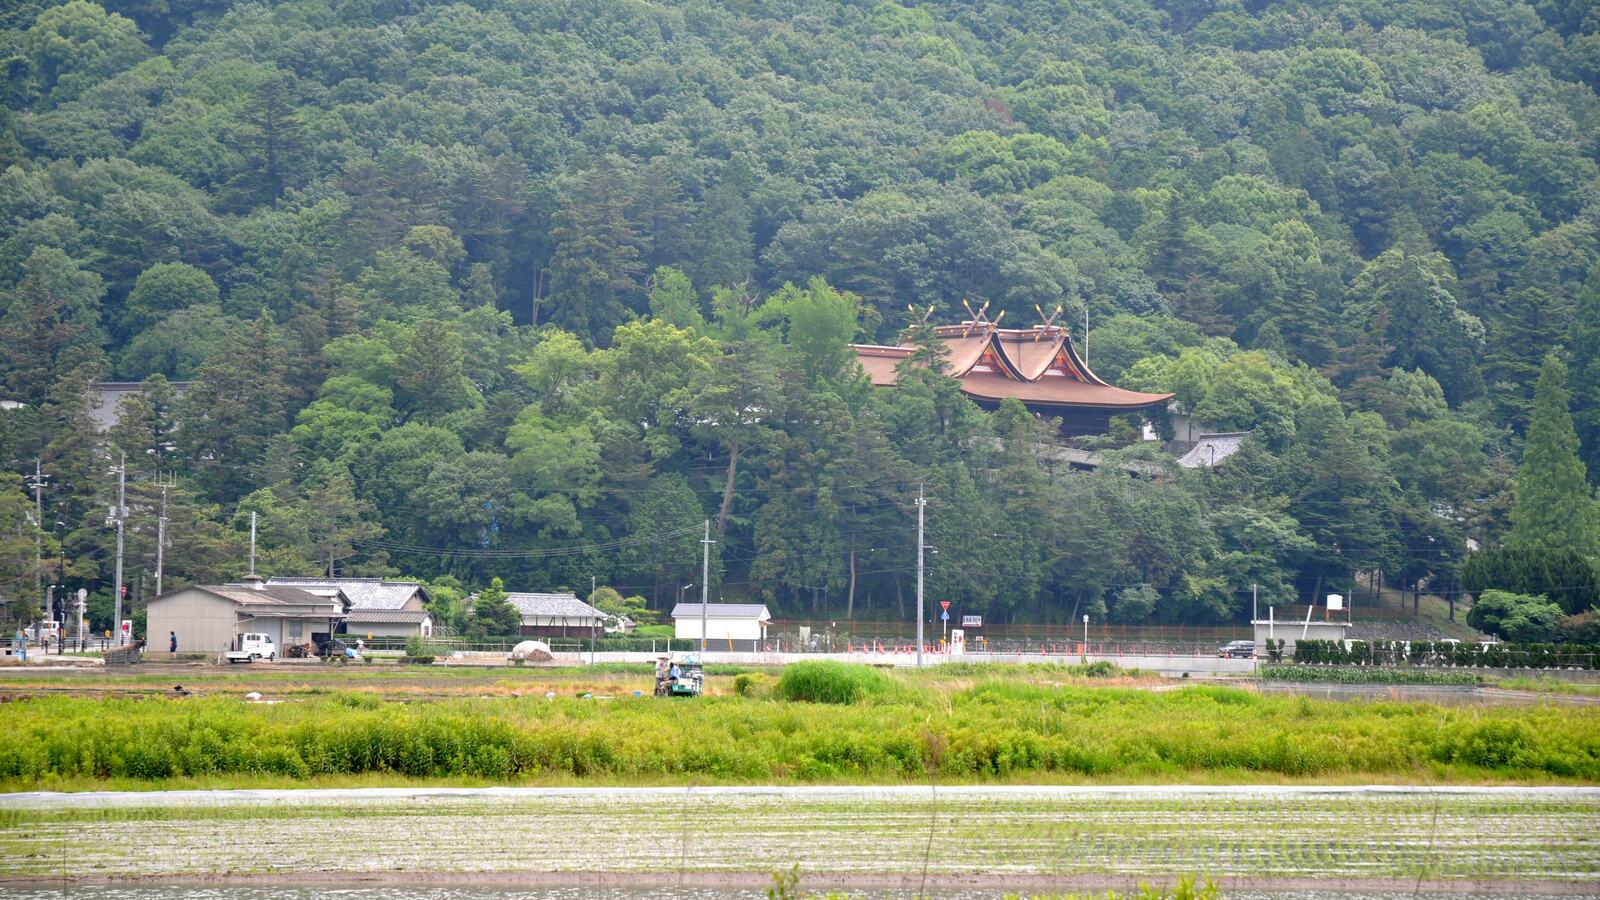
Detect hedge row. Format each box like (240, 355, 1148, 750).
(1292, 639, 1598, 669)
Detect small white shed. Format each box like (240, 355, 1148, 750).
(671, 603, 771, 652)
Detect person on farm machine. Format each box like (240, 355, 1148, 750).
(654, 655, 702, 697)
(654, 656, 672, 697)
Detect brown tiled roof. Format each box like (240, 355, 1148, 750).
(958, 372, 1175, 409)
(852, 324, 1172, 411)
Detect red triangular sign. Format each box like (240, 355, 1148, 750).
(940, 601, 951, 611)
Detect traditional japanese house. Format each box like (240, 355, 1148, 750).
(853, 321, 1173, 437)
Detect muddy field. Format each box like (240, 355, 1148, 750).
(3, 787, 1597, 893)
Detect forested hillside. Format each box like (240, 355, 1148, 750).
(2, 0, 1599, 633)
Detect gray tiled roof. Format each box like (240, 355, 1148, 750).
(344, 609, 432, 624)
(190, 584, 347, 615)
(670, 603, 771, 620)
(504, 592, 604, 619)
(1176, 432, 1249, 469)
(268, 577, 425, 610)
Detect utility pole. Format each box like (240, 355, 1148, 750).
(699, 519, 713, 655)
(590, 574, 597, 666)
(32, 459, 43, 613)
(110, 452, 126, 646)
(1251, 583, 1258, 623)
(915, 484, 926, 668)
(155, 481, 169, 596)
(249, 511, 258, 577)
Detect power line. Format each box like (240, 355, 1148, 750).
(348, 523, 704, 558)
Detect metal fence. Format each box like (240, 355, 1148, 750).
(15, 635, 120, 655)
(256, 629, 1252, 658)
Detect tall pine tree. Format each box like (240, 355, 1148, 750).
(1507, 353, 1599, 557)
(1571, 264, 1600, 485)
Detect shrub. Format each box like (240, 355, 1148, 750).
(1261, 665, 1480, 685)
(734, 672, 775, 698)
(776, 661, 892, 704)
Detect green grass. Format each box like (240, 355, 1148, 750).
(1492, 675, 1600, 697)
(4, 664, 1600, 790)
(1260, 665, 1482, 685)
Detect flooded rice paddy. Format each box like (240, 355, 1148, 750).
(0, 883, 1593, 890)
(2, 786, 1597, 894)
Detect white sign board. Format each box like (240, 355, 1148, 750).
(950, 628, 965, 656)
(1325, 594, 1344, 611)
(961, 615, 982, 628)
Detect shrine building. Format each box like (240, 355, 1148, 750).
(853, 321, 1173, 437)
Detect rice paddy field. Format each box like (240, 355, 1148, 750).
(2, 662, 1599, 790)
(1, 786, 1597, 893)
(3, 663, 1599, 895)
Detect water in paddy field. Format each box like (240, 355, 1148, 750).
(0, 883, 1587, 890)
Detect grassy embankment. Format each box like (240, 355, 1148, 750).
(3, 661, 1598, 791)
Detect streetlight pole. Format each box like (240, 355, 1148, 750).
(32, 459, 43, 613)
(110, 452, 126, 646)
(155, 481, 169, 597)
(1082, 613, 1089, 663)
(55, 522, 65, 628)
(915, 484, 926, 668)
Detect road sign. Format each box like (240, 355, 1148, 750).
(961, 615, 982, 627)
(940, 601, 950, 611)
(940, 610, 949, 621)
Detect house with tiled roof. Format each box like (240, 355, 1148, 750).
(1175, 432, 1250, 469)
(146, 575, 350, 656)
(267, 577, 433, 638)
(504, 591, 606, 638)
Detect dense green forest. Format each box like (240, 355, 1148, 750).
(2, 0, 1600, 636)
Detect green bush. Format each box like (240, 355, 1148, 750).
(776, 661, 892, 704)
(1261, 665, 1480, 685)
(1294, 638, 1600, 668)
(734, 672, 775, 698)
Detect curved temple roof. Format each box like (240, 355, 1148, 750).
(853, 324, 1173, 411)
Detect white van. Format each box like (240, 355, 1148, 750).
(226, 633, 277, 662)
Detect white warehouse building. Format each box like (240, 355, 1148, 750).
(671, 602, 771, 652)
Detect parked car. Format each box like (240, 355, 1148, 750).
(1218, 640, 1255, 658)
(224, 632, 277, 663)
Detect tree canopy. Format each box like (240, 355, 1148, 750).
(3, 0, 1600, 631)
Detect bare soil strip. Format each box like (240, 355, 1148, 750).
(3, 786, 1596, 892)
